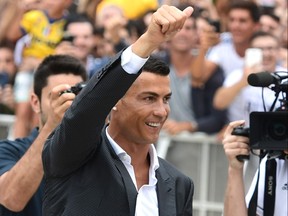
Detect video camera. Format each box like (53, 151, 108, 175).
(232, 71, 288, 158)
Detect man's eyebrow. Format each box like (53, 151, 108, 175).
(165, 92, 172, 98)
(141, 91, 172, 97)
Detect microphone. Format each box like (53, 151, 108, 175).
(248, 72, 288, 87)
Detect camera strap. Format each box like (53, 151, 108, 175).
(248, 168, 259, 216)
(248, 157, 277, 216)
(263, 158, 277, 216)
(248, 151, 267, 216)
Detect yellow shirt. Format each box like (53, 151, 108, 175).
(97, 0, 158, 19)
(21, 10, 66, 59)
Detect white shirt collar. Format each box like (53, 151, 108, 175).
(105, 127, 159, 171)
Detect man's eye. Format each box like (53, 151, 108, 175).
(145, 96, 154, 101)
(164, 97, 170, 104)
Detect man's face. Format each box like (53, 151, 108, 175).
(170, 18, 197, 52)
(37, 73, 83, 127)
(228, 9, 258, 44)
(43, 0, 72, 14)
(251, 36, 279, 72)
(0, 48, 16, 77)
(111, 72, 171, 146)
(67, 22, 94, 61)
(97, 5, 124, 28)
(260, 15, 281, 38)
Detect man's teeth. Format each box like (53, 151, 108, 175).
(147, 122, 160, 127)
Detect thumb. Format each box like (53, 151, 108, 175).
(183, 6, 194, 17)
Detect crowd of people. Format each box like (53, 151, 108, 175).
(0, 0, 287, 215)
(0, 0, 287, 137)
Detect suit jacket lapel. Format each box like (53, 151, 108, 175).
(114, 159, 138, 216)
(156, 167, 176, 216)
(103, 131, 138, 216)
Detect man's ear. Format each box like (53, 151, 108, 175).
(30, 93, 41, 114)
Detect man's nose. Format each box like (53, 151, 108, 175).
(153, 103, 169, 117)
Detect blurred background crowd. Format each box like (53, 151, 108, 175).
(1, 0, 286, 139)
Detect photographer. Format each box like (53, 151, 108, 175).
(222, 120, 287, 216)
(0, 55, 87, 215)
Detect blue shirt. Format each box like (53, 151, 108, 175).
(0, 128, 43, 216)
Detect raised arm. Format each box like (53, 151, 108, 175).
(133, 5, 194, 58)
(213, 74, 247, 110)
(213, 65, 260, 110)
(190, 23, 219, 86)
(5, 1, 42, 42)
(43, 5, 194, 177)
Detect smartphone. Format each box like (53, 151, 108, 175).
(244, 48, 263, 67)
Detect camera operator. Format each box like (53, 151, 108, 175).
(222, 120, 288, 216)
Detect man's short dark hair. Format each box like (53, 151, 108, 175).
(229, 0, 261, 23)
(142, 56, 170, 76)
(0, 39, 14, 51)
(63, 13, 94, 31)
(260, 12, 280, 23)
(33, 55, 87, 100)
(250, 30, 279, 45)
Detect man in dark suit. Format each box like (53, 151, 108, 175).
(42, 5, 194, 216)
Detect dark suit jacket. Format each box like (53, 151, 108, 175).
(42, 52, 194, 216)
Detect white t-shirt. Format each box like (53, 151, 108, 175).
(223, 67, 287, 125)
(207, 32, 244, 77)
(246, 155, 288, 216)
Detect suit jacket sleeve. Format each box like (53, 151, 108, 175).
(42, 51, 141, 177)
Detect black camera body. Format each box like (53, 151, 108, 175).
(250, 111, 287, 150)
(232, 126, 249, 137)
(232, 111, 288, 151)
(61, 82, 86, 95)
(232, 71, 288, 156)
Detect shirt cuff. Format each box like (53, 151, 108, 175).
(121, 45, 149, 74)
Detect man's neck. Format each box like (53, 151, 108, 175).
(234, 41, 250, 58)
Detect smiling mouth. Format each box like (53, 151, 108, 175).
(146, 122, 161, 128)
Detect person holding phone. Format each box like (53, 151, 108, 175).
(190, 1, 261, 85)
(213, 31, 286, 123)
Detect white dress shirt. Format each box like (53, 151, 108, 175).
(106, 128, 160, 216)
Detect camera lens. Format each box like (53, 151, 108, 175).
(267, 120, 287, 141)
